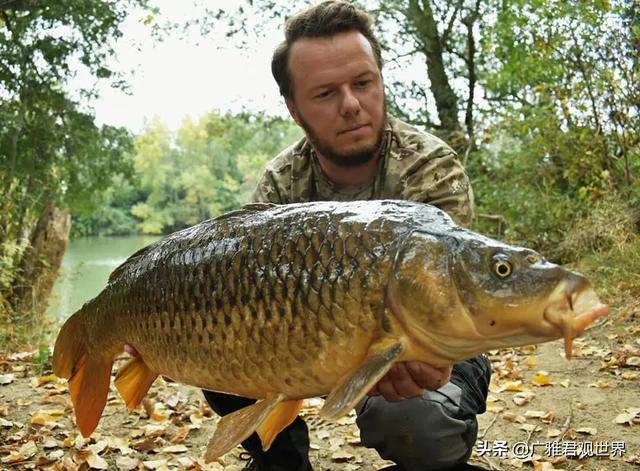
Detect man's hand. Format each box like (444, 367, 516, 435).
(367, 361, 453, 402)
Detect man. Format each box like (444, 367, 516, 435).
(203, 2, 491, 470)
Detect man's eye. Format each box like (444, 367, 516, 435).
(355, 80, 371, 88)
(314, 90, 333, 99)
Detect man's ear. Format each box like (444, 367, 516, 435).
(285, 98, 301, 126)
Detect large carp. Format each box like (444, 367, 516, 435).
(53, 200, 608, 460)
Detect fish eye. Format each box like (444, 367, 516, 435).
(492, 259, 513, 279)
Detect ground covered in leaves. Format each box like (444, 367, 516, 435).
(1, 298, 638, 471)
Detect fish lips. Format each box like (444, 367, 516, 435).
(542, 286, 610, 357)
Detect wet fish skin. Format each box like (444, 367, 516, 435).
(52, 200, 609, 460)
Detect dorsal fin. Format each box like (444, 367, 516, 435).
(210, 203, 279, 223)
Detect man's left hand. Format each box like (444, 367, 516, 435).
(367, 361, 453, 402)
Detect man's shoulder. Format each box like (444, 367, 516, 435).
(264, 136, 309, 175)
(387, 116, 454, 162)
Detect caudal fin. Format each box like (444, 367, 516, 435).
(53, 311, 113, 437)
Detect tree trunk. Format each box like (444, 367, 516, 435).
(10, 200, 71, 321)
(406, 0, 461, 132)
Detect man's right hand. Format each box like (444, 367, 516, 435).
(367, 361, 452, 402)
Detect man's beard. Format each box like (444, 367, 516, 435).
(297, 104, 386, 168)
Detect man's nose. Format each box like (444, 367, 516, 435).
(339, 87, 361, 116)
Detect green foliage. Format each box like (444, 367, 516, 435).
(572, 234, 640, 308)
(469, 135, 580, 259)
(0, 0, 149, 342)
(480, 0, 639, 200)
(131, 112, 301, 234)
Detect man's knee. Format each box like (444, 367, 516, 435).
(356, 383, 478, 470)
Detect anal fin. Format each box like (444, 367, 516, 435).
(205, 393, 285, 462)
(256, 399, 304, 451)
(68, 354, 113, 437)
(115, 356, 158, 409)
(320, 338, 405, 421)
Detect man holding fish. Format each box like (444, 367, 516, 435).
(204, 2, 490, 470)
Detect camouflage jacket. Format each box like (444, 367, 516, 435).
(251, 116, 474, 226)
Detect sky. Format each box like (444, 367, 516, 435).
(83, 1, 289, 133)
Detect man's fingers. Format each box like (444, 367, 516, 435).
(386, 363, 424, 399)
(406, 362, 452, 390)
(376, 376, 405, 402)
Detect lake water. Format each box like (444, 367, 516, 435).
(47, 236, 160, 322)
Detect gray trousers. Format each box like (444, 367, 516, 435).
(355, 355, 491, 471)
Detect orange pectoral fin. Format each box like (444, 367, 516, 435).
(256, 400, 304, 451)
(68, 354, 113, 437)
(114, 356, 158, 409)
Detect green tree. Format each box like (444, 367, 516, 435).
(0, 0, 150, 331)
(131, 112, 301, 234)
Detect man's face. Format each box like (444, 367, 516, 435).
(285, 30, 386, 167)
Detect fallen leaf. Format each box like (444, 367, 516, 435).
(540, 411, 556, 424)
(531, 371, 552, 386)
(42, 437, 58, 449)
(37, 373, 58, 386)
(546, 428, 562, 438)
(161, 444, 188, 453)
(502, 412, 518, 422)
(575, 427, 597, 435)
(188, 412, 203, 428)
(524, 410, 546, 418)
(49, 449, 65, 460)
(170, 427, 190, 444)
(1, 440, 37, 464)
(559, 379, 571, 388)
(131, 436, 165, 451)
(31, 411, 60, 426)
(513, 391, 536, 406)
(0, 374, 15, 385)
(86, 452, 109, 469)
(614, 408, 640, 425)
(8, 351, 35, 361)
(0, 418, 13, 427)
(143, 459, 168, 469)
(534, 461, 560, 470)
(176, 456, 195, 468)
(502, 380, 525, 392)
(143, 423, 167, 437)
(331, 451, 355, 462)
(107, 437, 133, 455)
(626, 356, 640, 366)
(116, 456, 140, 471)
(89, 440, 108, 455)
(520, 423, 539, 432)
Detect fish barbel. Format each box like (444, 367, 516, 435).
(52, 200, 609, 460)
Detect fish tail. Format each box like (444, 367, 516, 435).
(52, 311, 113, 437)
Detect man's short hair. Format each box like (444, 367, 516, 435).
(271, 0, 383, 99)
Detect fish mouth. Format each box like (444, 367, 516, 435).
(543, 284, 610, 358)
